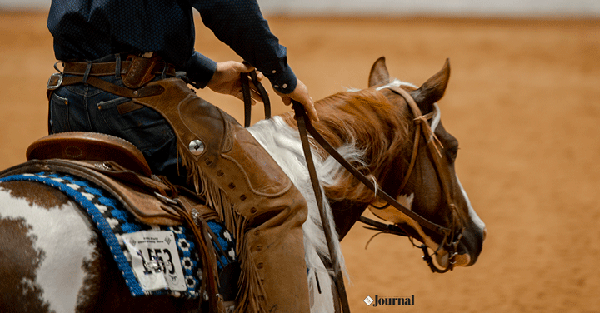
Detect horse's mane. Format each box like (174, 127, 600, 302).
(285, 88, 414, 203)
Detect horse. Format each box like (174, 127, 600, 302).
(0, 57, 486, 313)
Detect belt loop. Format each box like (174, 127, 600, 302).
(161, 63, 168, 80)
(53, 61, 63, 74)
(82, 61, 92, 84)
(115, 53, 122, 78)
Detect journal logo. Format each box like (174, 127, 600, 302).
(364, 294, 415, 306)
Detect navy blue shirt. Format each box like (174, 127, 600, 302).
(47, 0, 297, 92)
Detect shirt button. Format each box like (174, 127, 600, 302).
(271, 70, 276, 74)
(282, 83, 288, 88)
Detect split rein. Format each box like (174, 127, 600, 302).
(239, 73, 464, 277)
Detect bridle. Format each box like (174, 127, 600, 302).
(383, 86, 465, 273)
(240, 72, 465, 312)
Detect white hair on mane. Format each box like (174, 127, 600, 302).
(248, 117, 352, 313)
(346, 78, 417, 93)
(431, 102, 441, 132)
(376, 78, 417, 91)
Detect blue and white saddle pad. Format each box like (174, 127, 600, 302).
(0, 171, 236, 298)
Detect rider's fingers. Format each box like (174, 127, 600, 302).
(303, 98, 319, 122)
(238, 61, 255, 73)
(251, 89, 263, 104)
(255, 71, 264, 82)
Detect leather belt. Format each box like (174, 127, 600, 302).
(63, 60, 176, 77)
(47, 55, 177, 99)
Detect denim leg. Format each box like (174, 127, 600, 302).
(48, 76, 185, 183)
(49, 84, 95, 133)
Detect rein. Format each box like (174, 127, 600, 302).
(240, 70, 271, 127)
(240, 71, 351, 313)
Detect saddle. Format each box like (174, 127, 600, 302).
(27, 132, 153, 177)
(20, 132, 217, 226)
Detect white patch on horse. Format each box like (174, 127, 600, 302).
(431, 102, 442, 132)
(248, 116, 350, 313)
(347, 79, 417, 93)
(457, 178, 486, 232)
(376, 79, 417, 91)
(397, 193, 415, 210)
(0, 187, 96, 313)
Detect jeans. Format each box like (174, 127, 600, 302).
(48, 74, 186, 184)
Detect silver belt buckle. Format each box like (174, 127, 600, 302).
(47, 72, 63, 90)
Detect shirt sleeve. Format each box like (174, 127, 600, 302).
(191, 0, 297, 94)
(183, 51, 218, 88)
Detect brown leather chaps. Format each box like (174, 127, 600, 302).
(132, 78, 310, 313)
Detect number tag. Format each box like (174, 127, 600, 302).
(122, 231, 187, 292)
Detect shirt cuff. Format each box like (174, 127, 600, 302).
(261, 57, 297, 94)
(183, 51, 217, 88)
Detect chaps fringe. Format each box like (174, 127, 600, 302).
(177, 143, 267, 313)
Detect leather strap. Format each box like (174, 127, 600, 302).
(241, 69, 272, 127)
(63, 60, 176, 77)
(59, 76, 165, 98)
(292, 101, 351, 313)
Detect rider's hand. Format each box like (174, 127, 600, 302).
(277, 79, 319, 122)
(207, 61, 264, 104)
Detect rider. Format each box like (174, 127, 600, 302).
(47, 0, 317, 312)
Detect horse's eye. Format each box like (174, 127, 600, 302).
(447, 145, 459, 162)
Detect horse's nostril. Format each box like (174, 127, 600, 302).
(482, 227, 488, 241)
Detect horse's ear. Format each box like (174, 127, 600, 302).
(368, 57, 390, 87)
(411, 58, 451, 109)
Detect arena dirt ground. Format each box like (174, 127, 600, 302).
(1, 11, 599, 312)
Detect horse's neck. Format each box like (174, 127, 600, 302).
(252, 89, 411, 238)
(283, 89, 412, 204)
(329, 199, 369, 239)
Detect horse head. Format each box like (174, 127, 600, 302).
(365, 57, 486, 270)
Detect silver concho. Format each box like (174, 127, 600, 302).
(188, 140, 205, 154)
